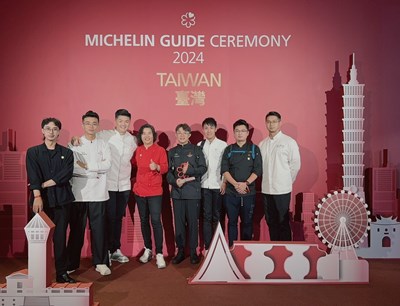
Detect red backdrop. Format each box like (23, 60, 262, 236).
(0, 0, 399, 201)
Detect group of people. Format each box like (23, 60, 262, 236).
(26, 109, 301, 284)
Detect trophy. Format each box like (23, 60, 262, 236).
(177, 163, 195, 184)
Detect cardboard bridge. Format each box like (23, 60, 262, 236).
(189, 224, 368, 284)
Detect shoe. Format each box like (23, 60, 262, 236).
(156, 253, 166, 269)
(56, 273, 76, 283)
(111, 249, 129, 263)
(172, 250, 185, 265)
(95, 264, 111, 276)
(139, 248, 152, 263)
(190, 253, 200, 264)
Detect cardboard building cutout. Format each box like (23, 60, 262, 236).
(189, 222, 369, 284)
(0, 211, 98, 306)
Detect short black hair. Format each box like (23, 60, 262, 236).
(82, 110, 99, 122)
(202, 117, 217, 128)
(265, 111, 281, 121)
(41, 118, 62, 129)
(137, 123, 157, 146)
(115, 109, 131, 119)
(233, 119, 249, 131)
(175, 123, 191, 133)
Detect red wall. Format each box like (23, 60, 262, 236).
(0, 0, 399, 200)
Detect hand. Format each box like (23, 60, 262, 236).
(235, 182, 248, 194)
(176, 178, 184, 188)
(71, 136, 81, 146)
(220, 182, 226, 195)
(149, 159, 158, 171)
(77, 160, 88, 170)
(32, 197, 43, 213)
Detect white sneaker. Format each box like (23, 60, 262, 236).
(156, 253, 166, 269)
(95, 264, 111, 276)
(139, 248, 152, 263)
(111, 249, 129, 263)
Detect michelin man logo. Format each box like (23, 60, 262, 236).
(181, 12, 196, 28)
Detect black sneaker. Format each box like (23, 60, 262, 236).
(172, 250, 185, 264)
(56, 273, 76, 283)
(190, 253, 200, 264)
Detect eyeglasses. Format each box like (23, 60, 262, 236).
(234, 129, 248, 133)
(177, 164, 189, 179)
(266, 120, 280, 124)
(176, 131, 190, 136)
(43, 127, 60, 133)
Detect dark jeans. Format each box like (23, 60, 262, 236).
(263, 193, 292, 241)
(67, 201, 109, 269)
(45, 204, 71, 276)
(202, 188, 222, 250)
(106, 190, 130, 253)
(224, 193, 256, 247)
(135, 194, 164, 254)
(172, 199, 200, 254)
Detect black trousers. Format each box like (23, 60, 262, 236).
(172, 199, 200, 254)
(136, 194, 164, 254)
(201, 188, 222, 250)
(263, 193, 292, 241)
(67, 201, 109, 269)
(106, 190, 130, 253)
(224, 193, 256, 247)
(45, 204, 71, 276)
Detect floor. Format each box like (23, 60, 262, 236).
(1, 257, 400, 306)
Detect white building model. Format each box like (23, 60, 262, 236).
(341, 54, 400, 259)
(357, 216, 400, 258)
(342, 53, 365, 199)
(0, 212, 98, 306)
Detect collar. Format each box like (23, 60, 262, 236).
(177, 142, 191, 148)
(39, 142, 61, 153)
(269, 130, 282, 141)
(114, 129, 134, 140)
(143, 143, 155, 150)
(81, 136, 97, 143)
(114, 129, 125, 137)
(234, 141, 251, 149)
(206, 137, 217, 144)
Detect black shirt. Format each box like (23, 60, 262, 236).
(221, 142, 262, 196)
(26, 143, 75, 207)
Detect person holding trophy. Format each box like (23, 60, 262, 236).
(167, 123, 207, 265)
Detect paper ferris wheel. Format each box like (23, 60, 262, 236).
(314, 190, 371, 251)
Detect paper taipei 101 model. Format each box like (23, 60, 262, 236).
(0, 212, 99, 306)
(341, 53, 366, 199)
(340, 53, 400, 259)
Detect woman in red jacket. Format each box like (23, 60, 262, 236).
(133, 123, 168, 268)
